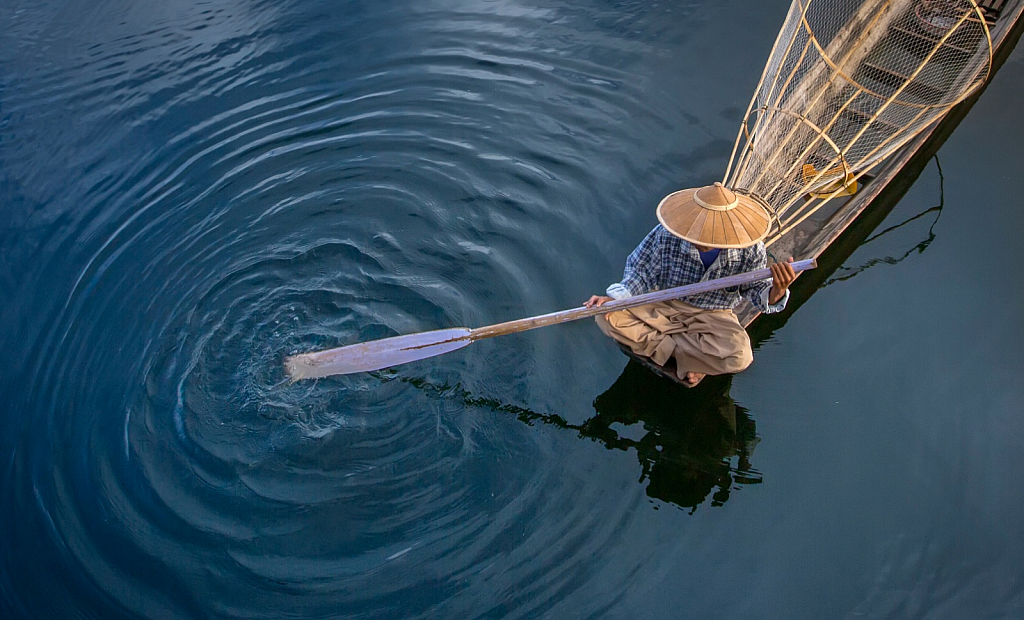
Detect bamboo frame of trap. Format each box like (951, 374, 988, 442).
(720, 0, 993, 251)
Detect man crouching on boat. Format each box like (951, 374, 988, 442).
(586, 182, 796, 387)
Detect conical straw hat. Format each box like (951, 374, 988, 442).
(656, 182, 773, 249)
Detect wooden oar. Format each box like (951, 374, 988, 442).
(284, 258, 816, 380)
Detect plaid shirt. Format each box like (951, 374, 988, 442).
(606, 225, 788, 313)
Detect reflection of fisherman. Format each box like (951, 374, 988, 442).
(579, 364, 760, 512)
(586, 183, 796, 387)
(397, 350, 762, 512)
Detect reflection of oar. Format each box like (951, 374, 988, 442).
(284, 258, 816, 380)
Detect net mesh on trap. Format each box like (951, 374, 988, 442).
(723, 0, 992, 227)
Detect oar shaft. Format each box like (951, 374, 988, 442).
(469, 258, 816, 340)
(285, 258, 817, 379)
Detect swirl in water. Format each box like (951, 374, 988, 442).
(1, 0, 717, 617)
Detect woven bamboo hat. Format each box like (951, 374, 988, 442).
(656, 182, 773, 249)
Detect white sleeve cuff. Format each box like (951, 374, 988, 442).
(606, 283, 632, 300)
(760, 287, 790, 313)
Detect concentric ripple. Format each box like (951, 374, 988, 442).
(1, 0, 724, 617)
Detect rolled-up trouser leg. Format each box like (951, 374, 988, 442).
(596, 299, 753, 380)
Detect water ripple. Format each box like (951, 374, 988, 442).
(1, 0, 704, 617)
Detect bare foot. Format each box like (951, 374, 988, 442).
(683, 371, 705, 387)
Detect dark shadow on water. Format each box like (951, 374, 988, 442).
(576, 363, 760, 513)
(384, 361, 761, 514)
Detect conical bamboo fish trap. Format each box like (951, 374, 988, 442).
(723, 0, 992, 244)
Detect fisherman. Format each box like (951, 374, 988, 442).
(585, 182, 797, 387)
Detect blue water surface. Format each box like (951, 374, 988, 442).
(2, 0, 1022, 618)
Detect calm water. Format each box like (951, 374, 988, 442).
(2, 0, 1022, 618)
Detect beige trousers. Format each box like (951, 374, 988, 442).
(595, 299, 753, 381)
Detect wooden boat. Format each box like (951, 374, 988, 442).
(627, 0, 1024, 384)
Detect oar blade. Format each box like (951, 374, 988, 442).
(284, 328, 473, 380)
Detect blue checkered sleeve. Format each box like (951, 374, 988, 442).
(620, 226, 665, 296)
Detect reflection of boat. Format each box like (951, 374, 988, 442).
(819, 156, 944, 291)
(627, 0, 1023, 384)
